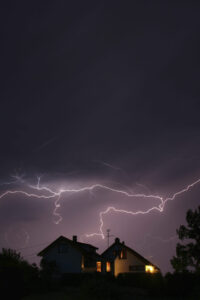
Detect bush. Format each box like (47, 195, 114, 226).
(60, 272, 113, 287)
(0, 248, 39, 299)
(165, 272, 200, 297)
(80, 276, 122, 300)
(117, 272, 164, 296)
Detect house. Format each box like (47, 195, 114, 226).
(37, 235, 102, 275)
(101, 237, 160, 277)
(37, 235, 160, 277)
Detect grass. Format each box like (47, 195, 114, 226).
(23, 291, 67, 300)
(22, 286, 188, 300)
(22, 273, 200, 300)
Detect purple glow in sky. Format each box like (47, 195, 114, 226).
(0, 172, 200, 273)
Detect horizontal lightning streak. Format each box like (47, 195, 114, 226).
(164, 178, 200, 203)
(0, 190, 57, 200)
(85, 178, 200, 239)
(0, 178, 200, 240)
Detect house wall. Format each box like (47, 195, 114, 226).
(82, 266, 97, 273)
(82, 255, 97, 273)
(43, 243, 82, 274)
(114, 249, 146, 277)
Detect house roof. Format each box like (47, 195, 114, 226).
(76, 241, 98, 250)
(37, 235, 99, 259)
(101, 239, 160, 271)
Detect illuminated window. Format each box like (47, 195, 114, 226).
(106, 261, 111, 272)
(81, 256, 84, 269)
(119, 249, 127, 259)
(145, 265, 155, 273)
(96, 261, 101, 272)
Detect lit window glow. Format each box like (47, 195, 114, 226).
(106, 261, 111, 272)
(96, 261, 101, 272)
(145, 265, 155, 273)
(120, 249, 127, 259)
(81, 256, 84, 269)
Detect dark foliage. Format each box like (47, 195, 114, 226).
(117, 272, 164, 296)
(60, 272, 113, 287)
(0, 248, 39, 299)
(39, 258, 58, 280)
(165, 272, 200, 298)
(171, 206, 200, 273)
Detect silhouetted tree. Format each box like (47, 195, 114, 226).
(40, 257, 58, 280)
(0, 248, 39, 299)
(171, 206, 200, 273)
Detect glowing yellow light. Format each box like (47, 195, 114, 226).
(81, 256, 84, 269)
(145, 265, 155, 273)
(106, 261, 111, 272)
(120, 250, 126, 259)
(96, 261, 101, 272)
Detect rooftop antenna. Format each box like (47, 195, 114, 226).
(106, 229, 110, 248)
(106, 229, 116, 248)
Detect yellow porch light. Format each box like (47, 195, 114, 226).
(145, 265, 155, 273)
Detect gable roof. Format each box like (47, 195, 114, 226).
(76, 241, 98, 250)
(101, 239, 160, 270)
(37, 235, 99, 258)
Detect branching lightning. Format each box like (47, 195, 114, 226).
(0, 176, 200, 240)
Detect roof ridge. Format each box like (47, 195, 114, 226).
(37, 235, 99, 256)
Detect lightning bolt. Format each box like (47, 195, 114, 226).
(0, 176, 200, 240)
(85, 178, 200, 239)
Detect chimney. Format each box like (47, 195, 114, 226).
(72, 235, 77, 243)
(115, 237, 120, 244)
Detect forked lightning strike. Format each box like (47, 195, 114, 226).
(0, 177, 200, 239)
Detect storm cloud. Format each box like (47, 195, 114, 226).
(0, 0, 200, 272)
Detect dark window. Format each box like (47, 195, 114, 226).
(84, 257, 96, 268)
(129, 265, 145, 272)
(58, 243, 68, 253)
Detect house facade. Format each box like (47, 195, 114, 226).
(37, 235, 160, 276)
(101, 237, 160, 277)
(38, 235, 101, 275)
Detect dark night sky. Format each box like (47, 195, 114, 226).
(0, 0, 200, 273)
